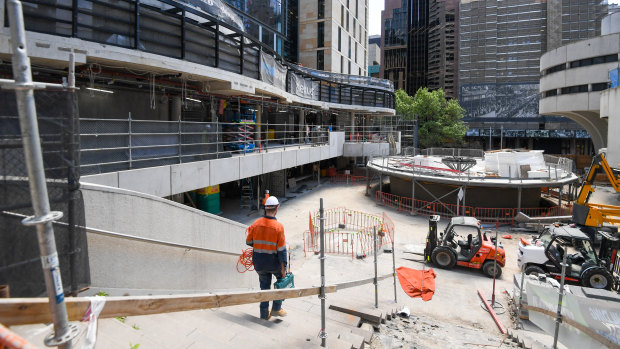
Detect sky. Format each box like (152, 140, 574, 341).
(368, 0, 384, 36)
(366, 0, 620, 37)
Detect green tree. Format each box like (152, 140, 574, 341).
(395, 88, 468, 148)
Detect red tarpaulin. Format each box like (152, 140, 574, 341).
(396, 266, 436, 301)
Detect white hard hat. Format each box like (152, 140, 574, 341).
(265, 196, 279, 207)
(266, 190, 270, 194)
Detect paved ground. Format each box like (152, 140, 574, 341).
(222, 181, 527, 346)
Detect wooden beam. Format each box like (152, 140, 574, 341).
(336, 273, 392, 291)
(0, 273, 395, 326)
(328, 305, 383, 325)
(0, 285, 336, 326)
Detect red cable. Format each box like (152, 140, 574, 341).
(237, 248, 254, 273)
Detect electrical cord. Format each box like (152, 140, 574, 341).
(237, 247, 254, 273)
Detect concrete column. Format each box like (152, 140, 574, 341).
(299, 109, 305, 146)
(558, 186, 562, 207)
(570, 138, 576, 155)
(256, 105, 262, 151)
(517, 187, 522, 214)
(350, 112, 356, 141)
(528, 138, 534, 150)
(171, 96, 182, 121)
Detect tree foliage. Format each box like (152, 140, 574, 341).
(395, 88, 468, 148)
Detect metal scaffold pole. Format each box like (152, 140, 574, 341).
(7, 0, 77, 347)
(319, 198, 327, 347)
(373, 226, 378, 308)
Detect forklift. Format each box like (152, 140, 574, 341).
(424, 215, 506, 278)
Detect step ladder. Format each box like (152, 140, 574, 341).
(240, 178, 255, 210)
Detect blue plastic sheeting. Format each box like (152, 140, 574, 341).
(610, 68, 619, 88)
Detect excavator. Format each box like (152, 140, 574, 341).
(569, 152, 620, 289)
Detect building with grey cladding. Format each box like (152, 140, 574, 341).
(458, 0, 607, 154)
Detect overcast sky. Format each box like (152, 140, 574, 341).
(366, 0, 620, 36)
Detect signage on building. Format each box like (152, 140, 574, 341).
(289, 73, 319, 100)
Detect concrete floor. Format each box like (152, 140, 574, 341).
(223, 180, 525, 336)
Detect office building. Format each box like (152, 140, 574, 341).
(458, 0, 607, 153)
(299, 0, 369, 75)
(369, 35, 381, 77)
(382, 0, 408, 90)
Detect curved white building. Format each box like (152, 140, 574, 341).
(539, 12, 620, 151)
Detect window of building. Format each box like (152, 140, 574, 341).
(318, 0, 325, 19)
(338, 27, 342, 51)
(353, 18, 356, 37)
(341, 5, 344, 25)
(354, 42, 357, 62)
(318, 22, 324, 47)
(317, 50, 324, 70)
(348, 36, 351, 58)
(561, 84, 588, 94)
(543, 89, 557, 98)
(341, 55, 344, 73)
(355, 0, 358, 18)
(348, 61, 351, 74)
(591, 82, 608, 91)
(546, 63, 565, 75)
(359, 67, 361, 76)
(346, 11, 349, 31)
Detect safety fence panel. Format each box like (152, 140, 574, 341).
(303, 207, 395, 259)
(330, 174, 368, 184)
(375, 191, 572, 226)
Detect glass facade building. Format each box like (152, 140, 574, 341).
(382, 0, 409, 90)
(224, 0, 298, 62)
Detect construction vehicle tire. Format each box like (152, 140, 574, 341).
(482, 261, 502, 278)
(581, 267, 613, 290)
(431, 247, 456, 269)
(524, 265, 545, 276)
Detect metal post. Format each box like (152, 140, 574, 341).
(318, 161, 320, 186)
(391, 238, 397, 303)
(128, 113, 133, 169)
(319, 198, 327, 347)
(411, 178, 416, 215)
(8, 1, 77, 347)
(552, 250, 568, 349)
(373, 226, 378, 309)
(517, 264, 526, 329)
(492, 226, 498, 307)
(68, 53, 75, 89)
(558, 186, 562, 207)
(517, 186, 522, 214)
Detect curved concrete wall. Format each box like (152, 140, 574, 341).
(81, 184, 256, 295)
(602, 12, 620, 35)
(601, 87, 620, 168)
(539, 33, 620, 150)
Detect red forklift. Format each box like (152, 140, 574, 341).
(424, 215, 506, 278)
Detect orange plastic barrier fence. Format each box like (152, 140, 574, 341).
(375, 191, 572, 226)
(0, 323, 38, 349)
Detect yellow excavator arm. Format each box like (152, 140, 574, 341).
(573, 153, 620, 227)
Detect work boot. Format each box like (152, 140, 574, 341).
(260, 313, 271, 320)
(270, 309, 287, 317)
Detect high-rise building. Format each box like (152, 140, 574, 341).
(427, 0, 458, 98)
(458, 0, 607, 152)
(368, 34, 381, 77)
(298, 0, 369, 75)
(381, 0, 408, 90)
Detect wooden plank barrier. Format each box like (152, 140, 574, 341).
(0, 274, 393, 327)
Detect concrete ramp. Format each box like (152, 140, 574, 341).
(81, 183, 255, 295)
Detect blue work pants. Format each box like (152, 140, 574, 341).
(257, 269, 284, 319)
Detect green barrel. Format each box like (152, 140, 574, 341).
(206, 192, 220, 214)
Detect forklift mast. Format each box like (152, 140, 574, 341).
(424, 215, 441, 262)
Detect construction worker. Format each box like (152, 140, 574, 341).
(261, 190, 270, 208)
(246, 196, 287, 320)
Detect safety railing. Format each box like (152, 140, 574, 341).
(330, 173, 368, 184)
(304, 208, 394, 258)
(11, 0, 395, 109)
(79, 118, 332, 175)
(375, 191, 572, 226)
(370, 153, 577, 181)
(343, 124, 414, 144)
